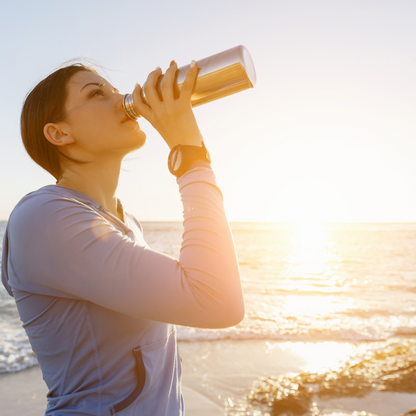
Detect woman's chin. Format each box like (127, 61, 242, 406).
(136, 130, 147, 148)
(127, 131, 146, 152)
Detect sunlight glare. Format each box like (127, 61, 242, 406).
(284, 221, 341, 286)
(283, 295, 345, 317)
(281, 342, 358, 373)
(288, 222, 333, 277)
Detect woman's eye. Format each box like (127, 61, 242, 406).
(91, 88, 105, 97)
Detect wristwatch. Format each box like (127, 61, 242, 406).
(168, 141, 211, 178)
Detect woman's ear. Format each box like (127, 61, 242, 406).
(43, 123, 75, 147)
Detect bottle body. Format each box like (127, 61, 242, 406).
(124, 45, 256, 119)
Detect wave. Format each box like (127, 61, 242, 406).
(0, 327, 38, 374)
(176, 323, 416, 343)
(242, 284, 416, 297)
(2, 324, 416, 374)
(242, 287, 350, 296)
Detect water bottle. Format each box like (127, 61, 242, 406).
(123, 45, 256, 119)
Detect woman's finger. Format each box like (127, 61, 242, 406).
(180, 60, 198, 103)
(143, 67, 163, 109)
(161, 60, 177, 105)
(132, 84, 153, 121)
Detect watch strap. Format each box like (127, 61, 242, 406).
(168, 141, 211, 178)
(181, 142, 210, 162)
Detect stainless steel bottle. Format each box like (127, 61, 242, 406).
(123, 45, 256, 119)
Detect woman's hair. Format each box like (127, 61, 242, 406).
(21, 63, 98, 181)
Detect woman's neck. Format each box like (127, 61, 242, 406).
(57, 159, 122, 220)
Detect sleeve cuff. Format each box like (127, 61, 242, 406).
(185, 160, 212, 171)
(176, 163, 223, 201)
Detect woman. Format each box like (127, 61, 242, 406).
(1, 59, 245, 415)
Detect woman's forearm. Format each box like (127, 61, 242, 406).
(175, 164, 245, 327)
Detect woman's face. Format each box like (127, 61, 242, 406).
(62, 70, 146, 160)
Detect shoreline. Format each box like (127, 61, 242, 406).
(1, 340, 415, 416)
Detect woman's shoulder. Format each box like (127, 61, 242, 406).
(15, 185, 99, 209)
(8, 185, 100, 231)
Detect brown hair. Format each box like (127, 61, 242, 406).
(21, 64, 98, 181)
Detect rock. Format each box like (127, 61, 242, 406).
(395, 407, 416, 416)
(321, 411, 379, 416)
(271, 384, 312, 416)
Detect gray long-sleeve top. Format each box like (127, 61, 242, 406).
(1, 164, 245, 415)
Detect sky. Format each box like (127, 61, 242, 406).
(0, 0, 415, 222)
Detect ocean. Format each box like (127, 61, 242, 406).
(1, 221, 416, 375)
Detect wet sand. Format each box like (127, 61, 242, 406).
(1, 340, 415, 415)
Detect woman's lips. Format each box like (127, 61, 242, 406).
(122, 115, 137, 123)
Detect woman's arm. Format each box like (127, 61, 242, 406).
(6, 163, 244, 328)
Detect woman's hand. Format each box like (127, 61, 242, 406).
(132, 60, 203, 150)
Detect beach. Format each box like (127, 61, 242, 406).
(1, 339, 416, 415)
(2, 221, 416, 415)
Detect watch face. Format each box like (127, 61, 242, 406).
(170, 148, 183, 172)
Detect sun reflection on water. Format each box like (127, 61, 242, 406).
(277, 221, 356, 322)
(283, 222, 349, 291)
(283, 295, 347, 317)
(279, 341, 358, 373)
(287, 222, 335, 277)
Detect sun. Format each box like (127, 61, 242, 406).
(291, 195, 331, 225)
(280, 174, 352, 224)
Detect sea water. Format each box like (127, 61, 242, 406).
(1, 221, 416, 374)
